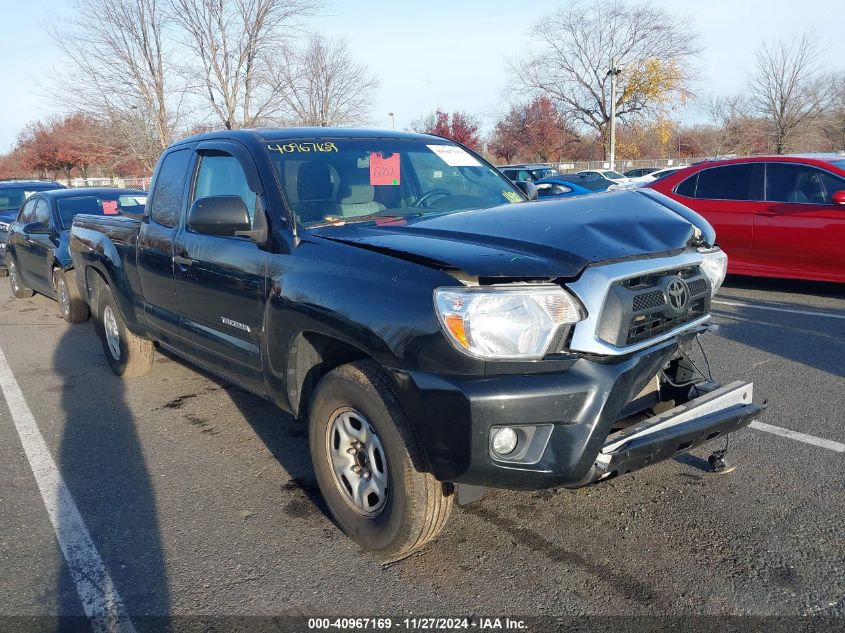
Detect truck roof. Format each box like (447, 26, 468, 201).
(174, 127, 443, 147)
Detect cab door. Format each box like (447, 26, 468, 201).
(753, 162, 845, 280)
(137, 147, 194, 346)
(172, 142, 269, 391)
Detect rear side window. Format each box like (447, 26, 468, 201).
(149, 149, 191, 228)
(766, 163, 845, 204)
(675, 173, 697, 197)
(694, 165, 757, 201)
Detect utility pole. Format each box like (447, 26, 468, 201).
(388, 112, 395, 130)
(607, 57, 621, 170)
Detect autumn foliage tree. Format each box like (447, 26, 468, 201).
(488, 96, 579, 163)
(412, 109, 482, 151)
(510, 0, 701, 158)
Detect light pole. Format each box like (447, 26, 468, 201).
(388, 112, 395, 130)
(607, 57, 621, 171)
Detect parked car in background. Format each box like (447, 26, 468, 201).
(647, 155, 845, 283)
(0, 179, 65, 274)
(609, 166, 688, 190)
(535, 176, 606, 197)
(624, 167, 659, 178)
(576, 169, 632, 184)
(7, 187, 147, 322)
(499, 163, 561, 182)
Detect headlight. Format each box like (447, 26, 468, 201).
(0, 222, 9, 232)
(699, 248, 728, 297)
(434, 285, 584, 360)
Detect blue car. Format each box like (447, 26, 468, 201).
(7, 187, 146, 322)
(0, 180, 65, 272)
(535, 175, 607, 198)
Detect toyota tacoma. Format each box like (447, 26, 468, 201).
(68, 129, 761, 559)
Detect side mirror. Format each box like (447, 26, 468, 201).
(23, 221, 49, 235)
(514, 181, 539, 201)
(187, 196, 251, 236)
(832, 190, 845, 206)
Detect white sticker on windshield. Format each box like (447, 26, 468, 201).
(426, 144, 481, 167)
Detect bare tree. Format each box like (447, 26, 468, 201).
(509, 0, 701, 158)
(275, 34, 378, 127)
(746, 32, 829, 154)
(48, 0, 180, 171)
(170, 0, 315, 129)
(816, 73, 845, 152)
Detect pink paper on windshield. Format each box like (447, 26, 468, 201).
(102, 200, 119, 215)
(370, 152, 400, 186)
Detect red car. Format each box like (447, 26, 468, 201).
(647, 155, 845, 283)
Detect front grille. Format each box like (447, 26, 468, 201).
(596, 265, 711, 348)
(632, 290, 665, 312)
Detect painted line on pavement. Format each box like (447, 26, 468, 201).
(714, 299, 845, 320)
(750, 420, 845, 453)
(0, 344, 136, 633)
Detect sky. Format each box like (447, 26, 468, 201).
(0, 0, 842, 152)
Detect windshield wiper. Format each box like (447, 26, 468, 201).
(318, 209, 425, 227)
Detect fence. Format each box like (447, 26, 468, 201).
(59, 176, 152, 190)
(553, 157, 709, 173)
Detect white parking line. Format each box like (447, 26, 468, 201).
(750, 420, 845, 453)
(0, 345, 136, 633)
(714, 299, 845, 320)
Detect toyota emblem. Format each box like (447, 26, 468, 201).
(665, 277, 690, 313)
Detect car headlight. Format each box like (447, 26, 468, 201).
(699, 248, 728, 297)
(434, 285, 584, 360)
(0, 222, 9, 232)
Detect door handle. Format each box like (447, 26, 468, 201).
(173, 255, 193, 266)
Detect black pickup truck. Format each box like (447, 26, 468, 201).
(69, 128, 761, 559)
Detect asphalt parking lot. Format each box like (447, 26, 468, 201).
(0, 276, 843, 631)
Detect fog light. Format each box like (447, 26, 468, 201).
(492, 427, 518, 455)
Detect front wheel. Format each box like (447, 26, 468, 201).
(93, 284, 154, 377)
(309, 361, 453, 560)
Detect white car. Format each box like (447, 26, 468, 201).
(607, 166, 688, 190)
(576, 169, 633, 184)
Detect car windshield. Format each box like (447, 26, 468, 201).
(601, 170, 626, 180)
(264, 138, 525, 228)
(57, 193, 147, 229)
(0, 186, 50, 212)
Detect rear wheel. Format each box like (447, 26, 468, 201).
(94, 284, 154, 377)
(309, 361, 453, 560)
(54, 268, 90, 323)
(8, 258, 33, 299)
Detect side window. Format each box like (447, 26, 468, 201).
(149, 148, 192, 228)
(35, 198, 51, 229)
(17, 198, 38, 223)
(694, 165, 755, 201)
(192, 153, 259, 228)
(767, 163, 845, 204)
(675, 173, 697, 198)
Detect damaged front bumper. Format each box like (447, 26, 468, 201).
(581, 381, 759, 486)
(395, 333, 763, 491)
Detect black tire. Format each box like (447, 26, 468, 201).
(8, 258, 33, 299)
(309, 361, 453, 560)
(93, 283, 154, 377)
(54, 268, 90, 324)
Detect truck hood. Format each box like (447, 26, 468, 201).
(310, 190, 702, 279)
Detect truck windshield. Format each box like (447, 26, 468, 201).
(264, 138, 525, 228)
